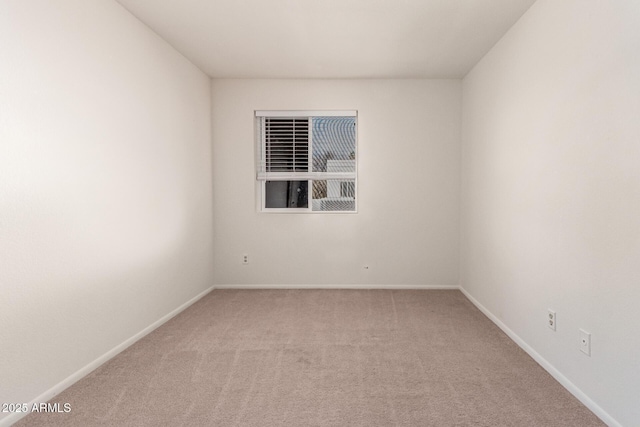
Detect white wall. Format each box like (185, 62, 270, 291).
(460, 1, 640, 425)
(212, 79, 460, 286)
(0, 0, 213, 421)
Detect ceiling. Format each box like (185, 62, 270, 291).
(115, 0, 536, 79)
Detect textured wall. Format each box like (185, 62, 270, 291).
(461, 1, 640, 425)
(0, 0, 213, 420)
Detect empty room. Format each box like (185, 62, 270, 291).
(1, 0, 638, 426)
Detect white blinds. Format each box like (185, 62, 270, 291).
(263, 117, 309, 173)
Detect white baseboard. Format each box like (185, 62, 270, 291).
(459, 287, 621, 427)
(213, 284, 459, 290)
(0, 285, 215, 427)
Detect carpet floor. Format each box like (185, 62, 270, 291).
(16, 289, 605, 426)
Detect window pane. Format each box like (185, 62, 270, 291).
(265, 180, 308, 209)
(312, 117, 356, 173)
(341, 181, 356, 198)
(311, 180, 355, 212)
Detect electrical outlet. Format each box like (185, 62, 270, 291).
(579, 329, 591, 356)
(242, 254, 249, 265)
(547, 309, 556, 331)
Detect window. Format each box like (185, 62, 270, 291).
(256, 110, 357, 212)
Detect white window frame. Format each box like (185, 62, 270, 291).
(255, 110, 358, 213)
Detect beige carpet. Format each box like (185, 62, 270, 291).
(17, 290, 604, 426)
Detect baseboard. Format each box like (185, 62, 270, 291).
(213, 284, 459, 290)
(0, 285, 215, 427)
(459, 287, 621, 427)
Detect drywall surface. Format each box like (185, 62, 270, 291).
(461, 0, 640, 425)
(212, 79, 460, 286)
(0, 0, 213, 420)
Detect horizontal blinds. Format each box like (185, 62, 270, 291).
(263, 117, 309, 173)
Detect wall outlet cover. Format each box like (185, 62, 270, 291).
(579, 329, 591, 356)
(547, 309, 556, 331)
